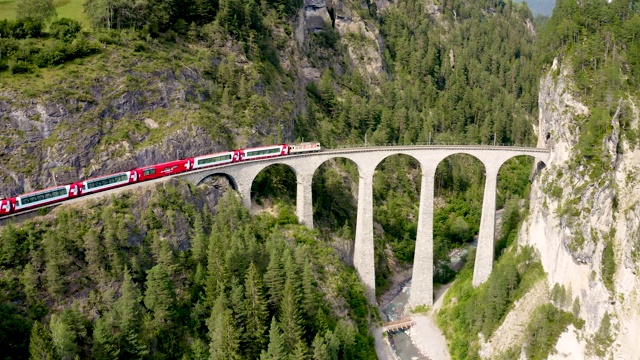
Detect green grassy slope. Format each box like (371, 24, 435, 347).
(0, 0, 88, 26)
(0, 0, 17, 19)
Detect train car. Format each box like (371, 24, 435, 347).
(0, 143, 323, 217)
(0, 198, 13, 215)
(239, 144, 289, 161)
(288, 142, 321, 154)
(135, 159, 194, 182)
(14, 184, 80, 212)
(192, 151, 236, 170)
(79, 171, 138, 195)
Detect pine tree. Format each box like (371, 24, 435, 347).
(157, 240, 178, 277)
(29, 321, 58, 360)
(324, 330, 340, 360)
(192, 262, 206, 301)
(225, 228, 250, 280)
(20, 262, 39, 304)
(102, 210, 123, 278)
(190, 338, 209, 360)
(311, 334, 330, 360)
(115, 267, 148, 359)
(296, 247, 319, 331)
(243, 263, 269, 358)
(333, 320, 356, 358)
(191, 213, 208, 265)
(49, 313, 78, 360)
(260, 318, 286, 360)
(289, 340, 309, 360)
(92, 316, 119, 360)
(282, 248, 301, 297)
(280, 276, 303, 350)
(0, 224, 20, 267)
(263, 249, 284, 312)
(205, 230, 228, 306)
(43, 232, 67, 299)
(83, 228, 105, 284)
(144, 265, 175, 326)
(229, 277, 245, 331)
(208, 295, 241, 360)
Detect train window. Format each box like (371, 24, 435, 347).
(197, 154, 232, 165)
(20, 187, 67, 205)
(246, 148, 280, 157)
(86, 174, 129, 189)
(144, 168, 156, 176)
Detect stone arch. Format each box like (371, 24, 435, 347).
(196, 171, 239, 191)
(494, 154, 541, 256)
(310, 156, 360, 233)
(372, 153, 423, 295)
(432, 153, 487, 282)
(250, 163, 298, 214)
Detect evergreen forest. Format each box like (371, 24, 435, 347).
(1, 182, 377, 359)
(1, 0, 639, 358)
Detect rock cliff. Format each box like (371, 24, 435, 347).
(497, 57, 640, 358)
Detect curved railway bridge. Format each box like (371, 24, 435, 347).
(3, 145, 550, 308)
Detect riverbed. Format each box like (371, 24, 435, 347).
(380, 279, 428, 359)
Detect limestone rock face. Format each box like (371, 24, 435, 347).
(296, 0, 384, 82)
(303, 0, 332, 34)
(0, 65, 292, 198)
(494, 57, 640, 359)
(334, 4, 384, 81)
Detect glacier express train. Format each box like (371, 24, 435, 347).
(0, 142, 321, 216)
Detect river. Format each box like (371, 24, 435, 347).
(380, 279, 428, 359)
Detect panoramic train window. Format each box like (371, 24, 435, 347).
(246, 148, 280, 157)
(198, 154, 232, 165)
(144, 168, 156, 176)
(20, 188, 67, 205)
(86, 173, 129, 189)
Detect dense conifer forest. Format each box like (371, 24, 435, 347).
(0, 182, 377, 359)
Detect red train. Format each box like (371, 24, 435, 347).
(0, 143, 321, 216)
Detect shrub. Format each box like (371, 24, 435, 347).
(9, 18, 44, 39)
(0, 37, 20, 58)
(49, 18, 82, 42)
(34, 41, 67, 67)
(133, 41, 147, 52)
(9, 60, 33, 74)
(601, 239, 615, 291)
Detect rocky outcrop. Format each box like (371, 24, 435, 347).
(296, 0, 384, 83)
(0, 55, 294, 199)
(502, 57, 640, 359)
(0, 68, 212, 198)
(333, 3, 384, 81)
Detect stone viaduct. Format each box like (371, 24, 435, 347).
(180, 145, 549, 307)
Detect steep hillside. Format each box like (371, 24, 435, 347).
(0, 179, 378, 359)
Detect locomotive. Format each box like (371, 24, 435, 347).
(0, 142, 321, 216)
